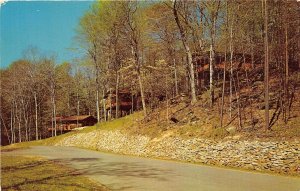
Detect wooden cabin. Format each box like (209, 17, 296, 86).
(193, 51, 260, 88)
(48, 115, 97, 133)
(103, 89, 141, 118)
(193, 51, 259, 72)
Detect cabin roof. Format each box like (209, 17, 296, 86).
(104, 88, 132, 98)
(55, 115, 95, 122)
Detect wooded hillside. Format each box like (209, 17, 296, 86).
(1, 1, 299, 145)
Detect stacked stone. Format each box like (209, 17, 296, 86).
(56, 131, 300, 176)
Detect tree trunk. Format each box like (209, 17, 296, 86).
(246, 68, 254, 127)
(229, 18, 234, 119)
(1, 112, 11, 144)
(234, 72, 242, 130)
(284, 2, 289, 123)
(185, 57, 190, 94)
(131, 90, 134, 114)
(220, 51, 227, 128)
(263, 0, 270, 130)
(195, 60, 199, 94)
(17, 104, 21, 143)
(34, 92, 38, 140)
(20, 98, 28, 141)
(173, 1, 197, 104)
(115, 72, 120, 118)
(102, 90, 107, 121)
(166, 75, 169, 121)
(77, 94, 80, 127)
(50, 84, 57, 137)
(10, 106, 14, 144)
(96, 90, 100, 122)
(220, 2, 228, 128)
(132, 42, 147, 117)
(51, 98, 54, 137)
(138, 71, 147, 116)
(174, 58, 179, 96)
(251, 37, 255, 69)
(53, 96, 57, 136)
(13, 105, 16, 143)
(18, 117, 21, 143)
(209, 44, 215, 107)
(109, 88, 112, 120)
(92, 42, 101, 123)
(22, 101, 29, 142)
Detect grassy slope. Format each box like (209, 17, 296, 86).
(1, 155, 108, 191)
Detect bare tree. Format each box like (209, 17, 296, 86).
(124, 2, 148, 116)
(173, 0, 197, 104)
(263, 0, 270, 130)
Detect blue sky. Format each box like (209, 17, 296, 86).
(0, 1, 93, 68)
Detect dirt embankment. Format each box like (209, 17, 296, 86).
(55, 129, 300, 176)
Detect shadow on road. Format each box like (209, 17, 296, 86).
(53, 157, 174, 182)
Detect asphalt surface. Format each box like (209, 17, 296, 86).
(5, 146, 300, 191)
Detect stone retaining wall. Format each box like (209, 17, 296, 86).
(55, 130, 300, 176)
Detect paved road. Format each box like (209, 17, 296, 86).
(5, 146, 300, 191)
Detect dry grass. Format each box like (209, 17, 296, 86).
(1, 155, 109, 191)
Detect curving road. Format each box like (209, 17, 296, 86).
(5, 146, 300, 191)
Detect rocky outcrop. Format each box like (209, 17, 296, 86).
(55, 130, 300, 176)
